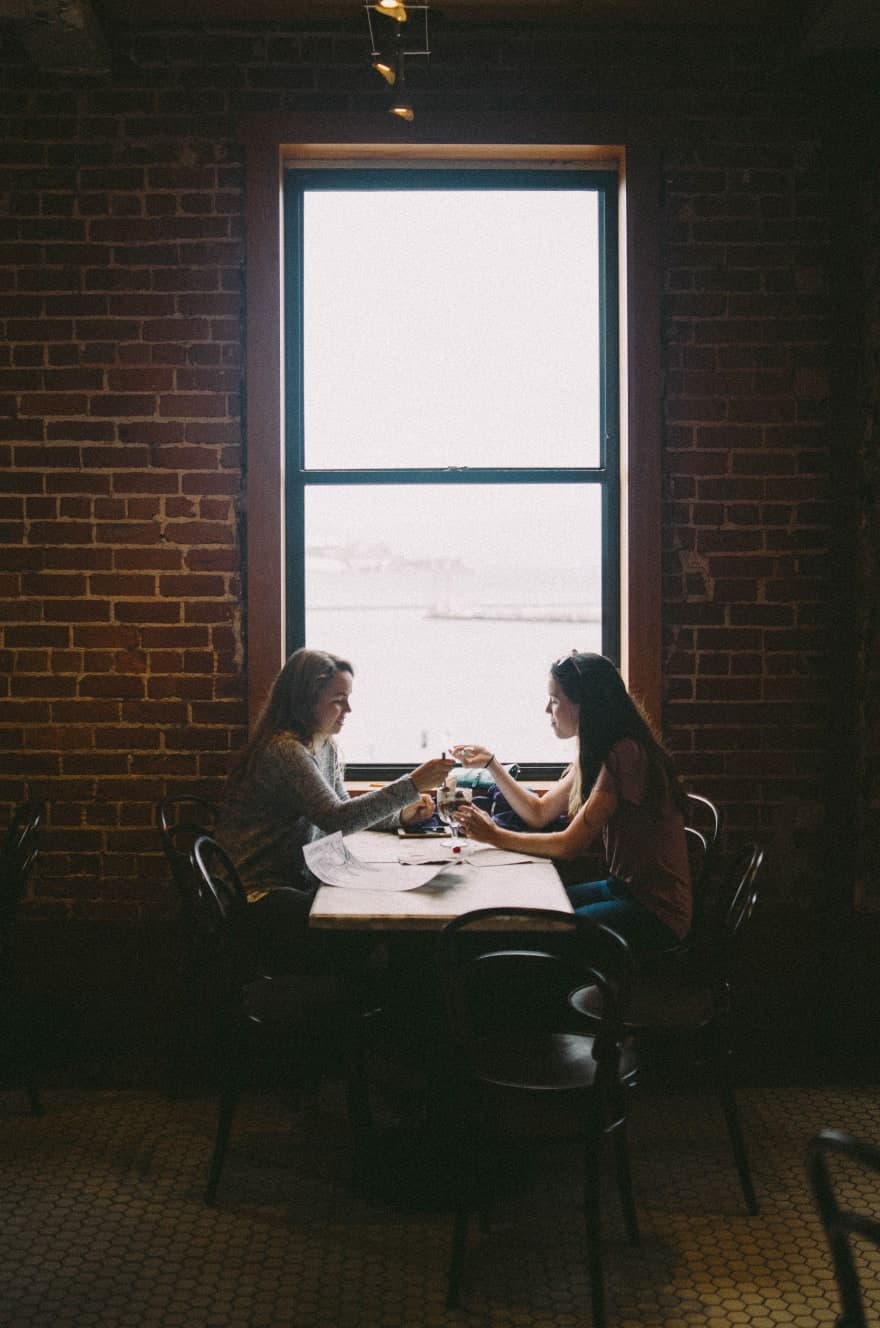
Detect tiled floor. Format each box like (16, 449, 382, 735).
(0, 1079, 878, 1328)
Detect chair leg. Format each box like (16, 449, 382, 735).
(712, 1029, 758, 1216)
(719, 1077, 758, 1215)
(205, 1073, 239, 1206)
(446, 1208, 469, 1309)
(610, 1116, 640, 1245)
(583, 1128, 606, 1328)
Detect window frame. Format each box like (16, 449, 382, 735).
(283, 164, 620, 779)
(241, 118, 662, 762)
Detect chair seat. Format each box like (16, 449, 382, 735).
(467, 1031, 638, 1092)
(570, 977, 715, 1032)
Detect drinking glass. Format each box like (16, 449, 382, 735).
(436, 785, 472, 840)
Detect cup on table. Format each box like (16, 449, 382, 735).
(436, 785, 472, 839)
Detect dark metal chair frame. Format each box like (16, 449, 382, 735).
(437, 906, 640, 1326)
(569, 842, 765, 1216)
(807, 1128, 880, 1328)
(683, 791, 722, 938)
(157, 795, 221, 1093)
(0, 800, 46, 1116)
(190, 833, 371, 1205)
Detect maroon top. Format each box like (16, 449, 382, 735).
(594, 737, 692, 939)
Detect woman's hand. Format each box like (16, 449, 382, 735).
(448, 743, 493, 768)
(409, 756, 457, 792)
(400, 793, 435, 826)
(454, 803, 503, 847)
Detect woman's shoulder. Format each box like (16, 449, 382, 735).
(263, 730, 315, 770)
(607, 736, 646, 769)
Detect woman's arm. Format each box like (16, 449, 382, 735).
(456, 783, 618, 862)
(449, 744, 573, 827)
(268, 736, 421, 834)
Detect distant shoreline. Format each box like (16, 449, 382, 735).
(311, 604, 598, 621)
(427, 608, 599, 623)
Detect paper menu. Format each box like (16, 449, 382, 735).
(303, 832, 451, 892)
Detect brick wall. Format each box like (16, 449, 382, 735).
(0, 15, 875, 921)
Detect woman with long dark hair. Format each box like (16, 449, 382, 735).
(451, 651, 691, 954)
(222, 648, 455, 971)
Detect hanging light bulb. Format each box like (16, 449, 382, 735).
(389, 93, 414, 121)
(371, 53, 396, 84)
(376, 0, 407, 20)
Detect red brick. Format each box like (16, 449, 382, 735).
(157, 394, 228, 418)
(21, 572, 87, 596)
(147, 676, 213, 700)
(94, 522, 162, 544)
(107, 368, 174, 392)
(163, 520, 233, 545)
(89, 395, 157, 417)
(158, 573, 225, 596)
(19, 393, 89, 416)
(94, 727, 162, 749)
(27, 520, 93, 545)
(113, 548, 183, 571)
(143, 318, 209, 341)
(89, 573, 156, 596)
(154, 445, 219, 469)
(114, 601, 181, 624)
(43, 600, 112, 623)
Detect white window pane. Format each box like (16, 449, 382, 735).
(304, 484, 602, 765)
(303, 190, 601, 470)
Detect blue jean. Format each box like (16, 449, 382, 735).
(566, 877, 679, 959)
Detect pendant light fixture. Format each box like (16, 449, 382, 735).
(365, 4, 430, 121)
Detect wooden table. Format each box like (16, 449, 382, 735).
(309, 830, 572, 930)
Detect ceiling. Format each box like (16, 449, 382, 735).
(1, 0, 878, 73)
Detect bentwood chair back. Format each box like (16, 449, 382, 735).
(569, 842, 765, 1216)
(807, 1128, 880, 1328)
(0, 801, 44, 929)
(158, 794, 219, 913)
(437, 907, 639, 1326)
(683, 792, 723, 938)
(0, 800, 46, 1116)
(191, 834, 371, 1206)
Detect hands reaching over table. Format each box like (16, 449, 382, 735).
(409, 756, 457, 792)
(400, 792, 436, 826)
(452, 802, 505, 848)
(449, 743, 495, 771)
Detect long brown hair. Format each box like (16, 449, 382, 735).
(226, 648, 353, 791)
(551, 652, 687, 818)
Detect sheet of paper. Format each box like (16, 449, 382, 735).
(303, 832, 451, 892)
(467, 846, 539, 868)
(396, 841, 475, 867)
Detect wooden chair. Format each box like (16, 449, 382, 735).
(437, 907, 639, 1325)
(0, 800, 46, 1116)
(569, 843, 765, 1216)
(807, 1128, 880, 1328)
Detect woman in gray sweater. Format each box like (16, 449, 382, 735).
(222, 647, 454, 972)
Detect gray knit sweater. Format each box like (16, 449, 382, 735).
(221, 732, 418, 901)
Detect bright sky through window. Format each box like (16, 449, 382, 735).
(291, 177, 612, 767)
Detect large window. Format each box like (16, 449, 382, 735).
(284, 167, 619, 777)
